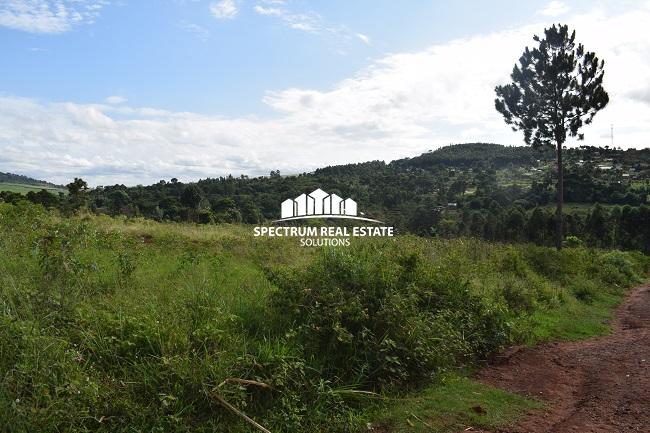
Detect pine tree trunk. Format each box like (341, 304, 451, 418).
(555, 141, 564, 250)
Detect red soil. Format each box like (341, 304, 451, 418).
(472, 283, 650, 433)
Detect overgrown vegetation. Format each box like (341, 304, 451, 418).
(1, 202, 647, 432)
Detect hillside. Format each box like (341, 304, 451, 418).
(0, 171, 65, 194)
(0, 171, 61, 188)
(3, 143, 650, 252)
(392, 142, 553, 169)
(81, 143, 650, 252)
(88, 143, 650, 225)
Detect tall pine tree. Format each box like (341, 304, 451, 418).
(495, 24, 609, 249)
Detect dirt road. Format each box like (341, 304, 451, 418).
(474, 283, 650, 433)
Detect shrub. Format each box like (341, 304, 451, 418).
(501, 276, 537, 312)
(599, 251, 640, 285)
(570, 279, 599, 303)
(268, 244, 513, 389)
(564, 235, 584, 247)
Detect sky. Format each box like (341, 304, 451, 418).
(1, 0, 650, 186)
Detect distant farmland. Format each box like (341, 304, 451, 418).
(0, 182, 66, 195)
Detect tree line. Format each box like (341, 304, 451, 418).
(2, 143, 649, 253)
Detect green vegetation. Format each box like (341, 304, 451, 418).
(495, 23, 610, 249)
(0, 172, 65, 195)
(0, 172, 63, 189)
(369, 374, 541, 432)
(1, 202, 647, 432)
(4, 143, 650, 252)
(0, 182, 65, 195)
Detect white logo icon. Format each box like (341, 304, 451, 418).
(276, 188, 382, 223)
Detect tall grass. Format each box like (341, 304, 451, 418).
(1, 202, 647, 432)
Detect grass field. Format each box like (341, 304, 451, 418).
(1, 202, 647, 433)
(496, 168, 536, 189)
(369, 374, 541, 432)
(0, 182, 66, 195)
(538, 202, 620, 215)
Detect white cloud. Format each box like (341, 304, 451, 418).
(178, 20, 210, 41)
(538, 1, 571, 17)
(253, 5, 282, 16)
(253, 5, 320, 33)
(105, 95, 127, 105)
(0, 0, 109, 34)
(210, 0, 238, 20)
(2, 3, 650, 185)
(356, 33, 371, 45)
(253, 2, 370, 45)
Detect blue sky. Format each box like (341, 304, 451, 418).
(3, 0, 564, 114)
(1, 0, 649, 185)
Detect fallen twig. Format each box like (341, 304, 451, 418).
(217, 378, 274, 390)
(211, 392, 272, 433)
(410, 412, 434, 428)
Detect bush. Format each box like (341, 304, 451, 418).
(600, 251, 640, 283)
(564, 235, 584, 247)
(570, 279, 599, 303)
(268, 244, 513, 389)
(501, 276, 538, 312)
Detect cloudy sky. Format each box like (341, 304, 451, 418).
(1, 0, 650, 185)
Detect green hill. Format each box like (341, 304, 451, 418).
(0, 171, 65, 194)
(76, 143, 650, 252)
(3, 143, 650, 252)
(88, 143, 650, 227)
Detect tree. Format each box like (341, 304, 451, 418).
(108, 190, 131, 215)
(505, 207, 526, 241)
(495, 24, 609, 249)
(408, 196, 441, 236)
(469, 212, 485, 238)
(586, 203, 612, 247)
(67, 177, 88, 197)
(238, 198, 262, 224)
(527, 207, 547, 244)
(180, 184, 203, 209)
(26, 189, 59, 208)
(65, 177, 89, 213)
(180, 185, 203, 222)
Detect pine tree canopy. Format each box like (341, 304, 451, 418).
(495, 24, 609, 148)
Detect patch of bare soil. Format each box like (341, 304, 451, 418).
(471, 283, 650, 433)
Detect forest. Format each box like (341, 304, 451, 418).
(2, 143, 650, 252)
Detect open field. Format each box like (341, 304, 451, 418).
(1, 202, 648, 432)
(0, 182, 66, 195)
(537, 201, 623, 214)
(495, 168, 536, 189)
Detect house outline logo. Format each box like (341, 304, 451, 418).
(275, 188, 383, 223)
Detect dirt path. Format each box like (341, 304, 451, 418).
(472, 283, 650, 433)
